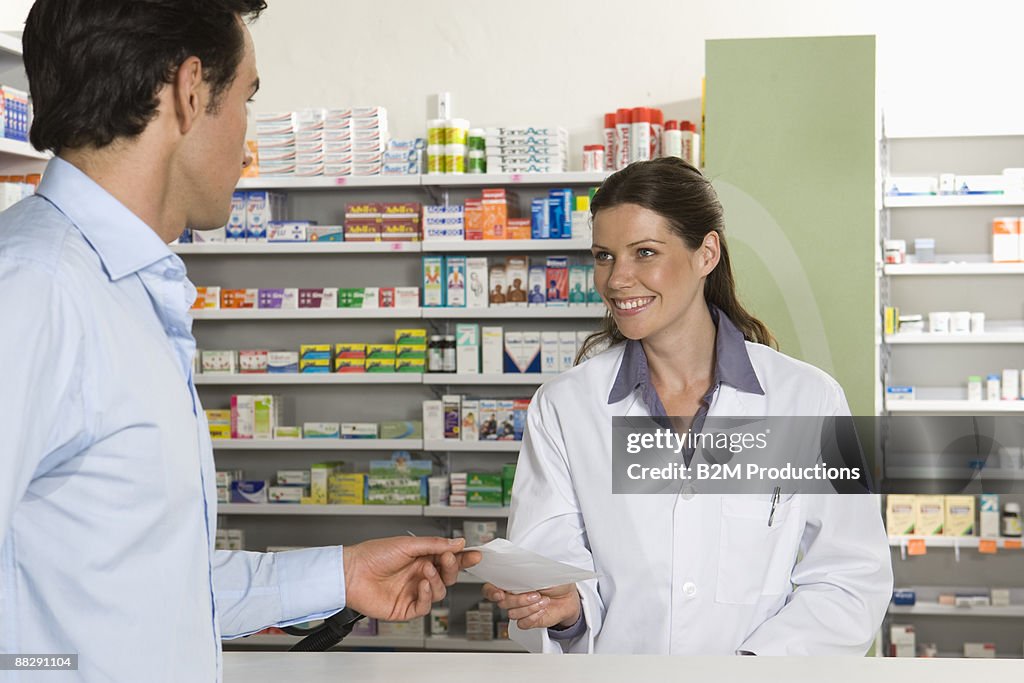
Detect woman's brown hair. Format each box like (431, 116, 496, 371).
(576, 157, 775, 364)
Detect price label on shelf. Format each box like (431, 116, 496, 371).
(979, 539, 998, 555)
(1005, 539, 1022, 550)
(907, 538, 927, 556)
(509, 174, 522, 183)
(334, 177, 348, 186)
(388, 243, 404, 251)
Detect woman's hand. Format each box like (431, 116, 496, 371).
(482, 582, 581, 630)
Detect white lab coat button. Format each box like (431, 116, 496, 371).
(683, 581, 697, 597)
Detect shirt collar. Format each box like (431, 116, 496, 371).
(607, 304, 765, 406)
(35, 157, 175, 281)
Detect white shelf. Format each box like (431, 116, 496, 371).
(885, 466, 1024, 481)
(233, 172, 609, 191)
(195, 373, 422, 386)
(172, 242, 421, 255)
(237, 176, 422, 190)
(883, 194, 1024, 208)
(423, 440, 521, 452)
(424, 171, 609, 187)
(0, 137, 48, 162)
(212, 439, 423, 451)
(421, 239, 592, 253)
(422, 374, 547, 386)
(888, 536, 1023, 549)
(218, 504, 422, 517)
(886, 387, 1024, 413)
(423, 506, 510, 518)
(886, 321, 1024, 344)
(885, 255, 1024, 276)
(888, 603, 1024, 618)
(227, 634, 426, 649)
(190, 308, 422, 320)
(423, 636, 525, 652)
(421, 306, 605, 319)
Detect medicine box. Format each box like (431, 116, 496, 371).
(446, 255, 467, 307)
(310, 461, 346, 505)
(980, 494, 1000, 537)
(464, 199, 483, 241)
(380, 421, 422, 440)
(422, 255, 445, 307)
(303, 422, 340, 439)
(395, 344, 426, 360)
(395, 358, 425, 373)
(308, 225, 345, 242)
(482, 326, 504, 375)
(202, 350, 237, 374)
(916, 495, 945, 536)
(505, 256, 529, 306)
(992, 218, 1020, 263)
(267, 351, 299, 373)
(531, 198, 550, 239)
(461, 399, 480, 442)
(528, 265, 546, 306)
(328, 473, 366, 505)
(341, 423, 378, 439)
(268, 486, 305, 504)
(513, 399, 530, 441)
(227, 192, 246, 240)
(456, 323, 480, 374)
(365, 358, 396, 373)
(558, 330, 577, 372)
(546, 256, 568, 306)
(395, 329, 428, 346)
(963, 643, 996, 658)
(943, 495, 975, 536)
(541, 331, 559, 374)
(239, 350, 268, 374)
(496, 399, 515, 440)
(889, 625, 915, 657)
(488, 265, 507, 306)
(886, 495, 916, 536)
(273, 426, 302, 439)
(423, 400, 444, 441)
(206, 409, 232, 440)
(568, 266, 587, 306)
(230, 480, 268, 504)
(466, 257, 489, 308)
(231, 395, 255, 439)
(443, 395, 461, 440)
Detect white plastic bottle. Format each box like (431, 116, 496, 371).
(679, 120, 700, 167)
(603, 112, 617, 172)
(615, 108, 631, 170)
(662, 120, 682, 159)
(630, 107, 651, 163)
(650, 109, 663, 159)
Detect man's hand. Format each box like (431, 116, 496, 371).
(482, 582, 581, 630)
(342, 536, 481, 621)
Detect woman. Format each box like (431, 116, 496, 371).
(484, 158, 892, 655)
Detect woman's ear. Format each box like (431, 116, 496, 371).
(698, 231, 721, 277)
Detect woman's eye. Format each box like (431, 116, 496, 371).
(593, 252, 612, 262)
(638, 248, 656, 257)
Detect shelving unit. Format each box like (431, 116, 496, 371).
(421, 306, 604, 319)
(877, 129, 1024, 659)
(217, 504, 511, 518)
(0, 37, 46, 173)
(189, 169, 606, 654)
(212, 439, 424, 451)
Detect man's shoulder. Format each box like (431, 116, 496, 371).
(0, 195, 92, 277)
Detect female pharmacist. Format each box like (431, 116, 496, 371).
(484, 158, 892, 655)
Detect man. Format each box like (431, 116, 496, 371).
(0, 1, 477, 680)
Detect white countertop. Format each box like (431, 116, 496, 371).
(224, 652, 1021, 683)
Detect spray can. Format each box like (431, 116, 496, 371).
(603, 112, 617, 172)
(662, 120, 682, 159)
(615, 108, 631, 170)
(650, 108, 663, 159)
(630, 107, 651, 163)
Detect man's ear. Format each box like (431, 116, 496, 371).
(173, 56, 204, 135)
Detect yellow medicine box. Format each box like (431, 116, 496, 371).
(366, 344, 397, 360)
(944, 495, 975, 536)
(365, 358, 396, 373)
(205, 409, 232, 439)
(916, 495, 945, 536)
(396, 358, 425, 373)
(328, 473, 366, 505)
(335, 343, 367, 359)
(886, 495, 916, 536)
(394, 328, 428, 345)
(300, 344, 332, 360)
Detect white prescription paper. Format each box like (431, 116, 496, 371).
(464, 538, 598, 592)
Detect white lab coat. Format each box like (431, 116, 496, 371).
(508, 341, 893, 655)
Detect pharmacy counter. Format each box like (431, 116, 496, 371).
(224, 652, 1020, 682)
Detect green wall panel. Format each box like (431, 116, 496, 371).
(704, 35, 876, 416)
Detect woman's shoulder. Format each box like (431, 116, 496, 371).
(533, 343, 627, 406)
(744, 341, 845, 401)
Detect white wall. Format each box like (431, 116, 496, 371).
(4, 0, 1023, 158)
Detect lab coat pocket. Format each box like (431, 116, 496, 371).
(715, 496, 802, 605)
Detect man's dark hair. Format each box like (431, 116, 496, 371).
(23, 0, 267, 154)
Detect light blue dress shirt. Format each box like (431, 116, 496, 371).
(0, 158, 346, 682)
